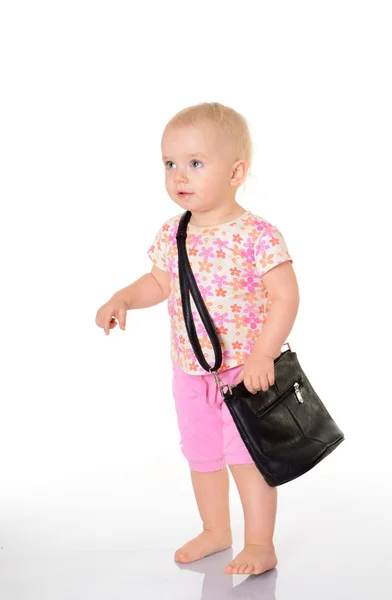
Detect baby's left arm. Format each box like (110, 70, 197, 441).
(253, 261, 300, 359)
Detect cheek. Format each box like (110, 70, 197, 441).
(194, 168, 211, 186)
(164, 174, 174, 189)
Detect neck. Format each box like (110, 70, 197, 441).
(188, 203, 246, 227)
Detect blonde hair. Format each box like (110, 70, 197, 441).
(162, 102, 253, 185)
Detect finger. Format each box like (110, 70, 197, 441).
(117, 308, 126, 330)
(252, 375, 263, 393)
(267, 369, 275, 387)
(104, 319, 112, 335)
(260, 375, 270, 392)
(245, 375, 257, 395)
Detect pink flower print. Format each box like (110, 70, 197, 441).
(191, 308, 200, 324)
(199, 246, 215, 259)
(195, 318, 206, 335)
(173, 335, 182, 355)
(255, 237, 272, 255)
(241, 274, 259, 293)
(243, 237, 254, 252)
(213, 238, 230, 251)
(243, 310, 261, 330)
(222, 348, 232, 363)
(243, 266, 256, 278)
(213, 312, 231, 328)
(244, 339, 255, 353)
(167, 256, 177, 275)
(188, 233, 204, 247)
(241, 246, 254, 265)
(199, 284, 214, 300)
(211, 273, 228, 288)
(243, 302, 259, 316)
(168, 295, 176, 317)
(254, 219, 273, 235)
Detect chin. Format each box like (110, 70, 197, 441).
(172, 198, 195, 212)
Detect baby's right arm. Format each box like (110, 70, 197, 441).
(95, 265, 171, 335)
(114, 265, 171, 309)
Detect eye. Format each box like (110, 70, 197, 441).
(165, 161, 175, 169)
(192, 160, 203, 168)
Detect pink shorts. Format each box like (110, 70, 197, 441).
(171, 358, 254, 472)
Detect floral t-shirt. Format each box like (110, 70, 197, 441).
(147, 209, 293, 375)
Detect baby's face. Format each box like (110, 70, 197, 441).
(161, 122, 238, 213)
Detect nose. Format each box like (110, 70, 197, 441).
(173, 165, 188, 183)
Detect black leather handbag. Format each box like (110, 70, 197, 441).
(176, 210, 345, 487)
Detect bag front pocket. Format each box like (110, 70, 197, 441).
(256, 378, 304, 419)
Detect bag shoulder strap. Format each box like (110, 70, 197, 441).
(176, 210, 222, 373)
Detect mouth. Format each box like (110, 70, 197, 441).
(177, 192, 193, 198)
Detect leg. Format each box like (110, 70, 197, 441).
(224, 464, 278, 575)
(171, 362, 233, 563)
(218, 372, 278, 576)
(174, 467, 233, 563)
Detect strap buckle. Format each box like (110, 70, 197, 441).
(209, 368, 233, 397)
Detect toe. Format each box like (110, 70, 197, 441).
(238, 563, 248, 574)
(244, 563, 253, 574)
(175, 553, 186, 562)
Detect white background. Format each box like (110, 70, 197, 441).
(0, 1, 391, 598)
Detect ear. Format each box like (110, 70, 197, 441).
(230, 160, 248, 187)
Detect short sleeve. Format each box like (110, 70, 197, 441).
(254, 223, 293, 278)
(147, 223, 169, 272)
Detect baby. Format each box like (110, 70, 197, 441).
(95, 102, 300, 576)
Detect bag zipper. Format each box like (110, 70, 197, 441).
(257, 379, 304, 418)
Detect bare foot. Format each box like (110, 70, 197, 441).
(224, 543, 278, 575)
(174, 530, 233, 563)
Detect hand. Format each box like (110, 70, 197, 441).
(95, 297, 128, 335)
(233, 352, 275, 395)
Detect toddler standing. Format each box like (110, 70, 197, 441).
(95, 102, 300, 576)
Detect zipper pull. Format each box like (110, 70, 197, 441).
(294, 382, 303, 403)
